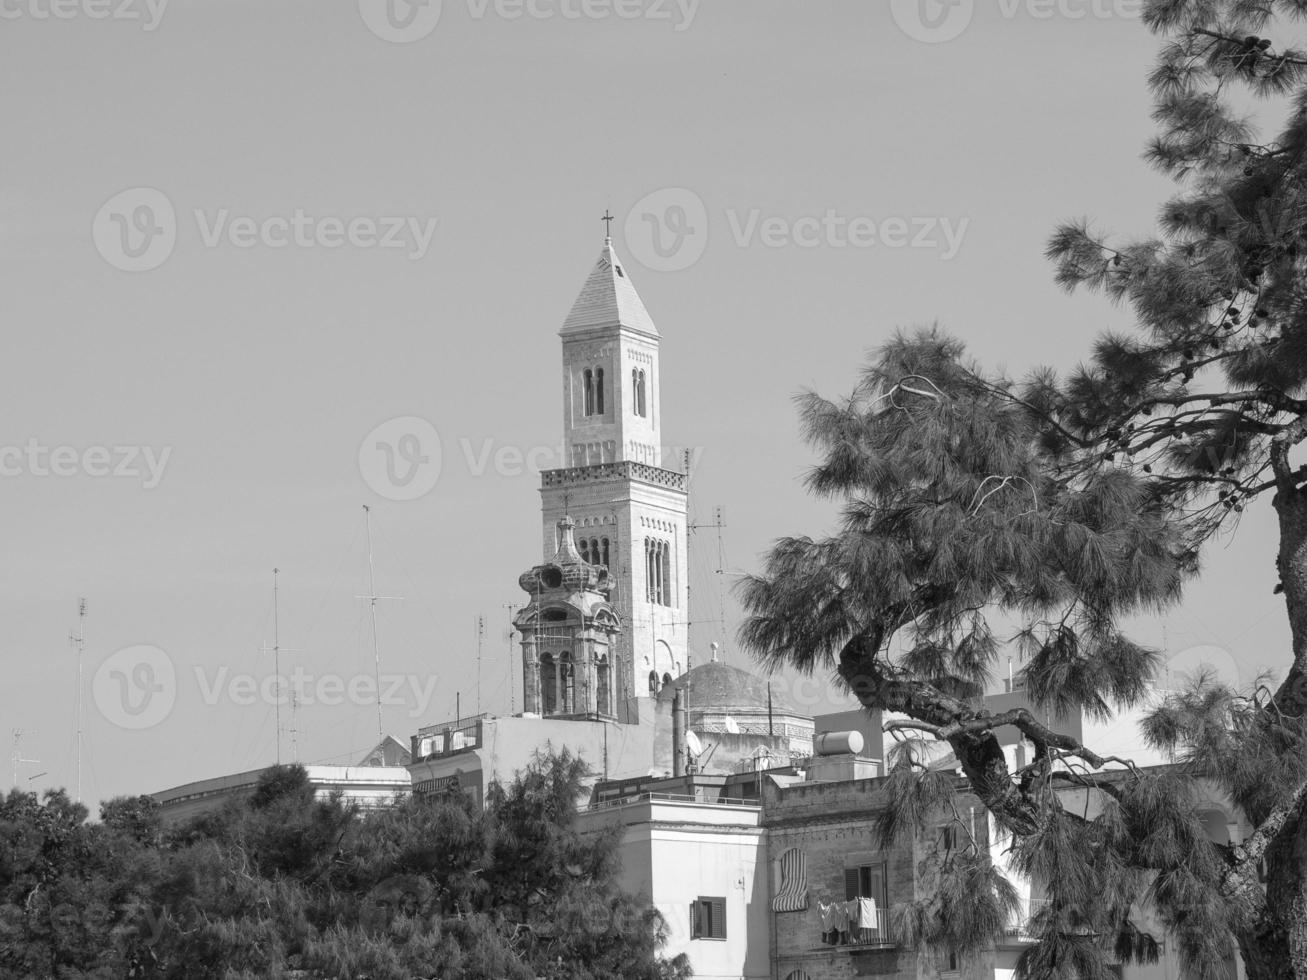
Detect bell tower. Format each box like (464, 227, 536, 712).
(538, 234, 690, 721)
(515, 517, 622, 719)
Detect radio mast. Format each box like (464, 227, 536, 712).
(70, 599, 86, 801)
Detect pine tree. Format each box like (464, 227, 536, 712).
(0, 758, 688, 980)
(740, 4, 1307, 976)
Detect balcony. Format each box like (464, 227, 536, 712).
(818, 908, 895, 950)
(999, 898, 1053, 945)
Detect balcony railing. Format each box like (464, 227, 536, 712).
(822, 908, 894, 949)
(585, 791, 760, 812)
(1001, 898, 1053, 942)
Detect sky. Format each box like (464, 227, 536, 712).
(0, 0, 1286, 813)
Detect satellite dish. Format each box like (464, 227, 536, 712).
(685, 730, 703, 758)
(724, 716, 740, 734)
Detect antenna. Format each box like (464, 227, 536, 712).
(261, 570, 302, 765)
(70, 598, 86, 802)
(688, 504, 727, 663)
(356, 506, 403, 740)
(273, 570, 282, 765)
(11, 730, 39, 791)
(502, 603, 517, 715)
(714, 506, 728, 662)
(476, 615, 485, 717)
(289, 689, 300, 763)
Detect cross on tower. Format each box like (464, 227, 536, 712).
(601, 209, 615, 239)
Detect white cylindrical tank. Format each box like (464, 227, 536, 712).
(814, 731, 864, 756)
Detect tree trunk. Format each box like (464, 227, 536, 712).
(1242, 489, 1307, 979)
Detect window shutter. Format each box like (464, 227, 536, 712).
(711, 898, 725, 939)
(844, 867, 860, 901)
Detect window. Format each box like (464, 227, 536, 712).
(941, 825, 958, 852)
(540, 655, 557, 715)
(560, 653, 575, 714)
(601, 537, 611, 567)
(648, 670, 658, 695)
(645, 538, 673, 606)
(579, 539, 591, 563)
(596, 659, 611, 716)
(772, 848, 809, 912)
(845, 864, 888, 904)
(691, 896, 726, 939)
(582, 366, 606, 417)
(632, 368, 647, 417)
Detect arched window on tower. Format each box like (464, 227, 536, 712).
(601, 537, 610, 567)
(560, 653, 575, 714)
(589, 538, 601, 565)
(633, 369, 647, 418)
(583, 369, 595, 416)
(595, 368, 605, 414)
(645, 538, 671, 606)
(648, 670, 658, 695)
(596, 657, 611, 716)
(579, 538, 591, 563)
(540, 654, 557, 716)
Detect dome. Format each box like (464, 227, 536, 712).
(656, 660, 805, 718)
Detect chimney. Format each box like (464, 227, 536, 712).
(672, 687, 686, 778)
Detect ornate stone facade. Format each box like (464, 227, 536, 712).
(515, 517, 622, 719)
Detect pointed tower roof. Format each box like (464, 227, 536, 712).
(561, 239, 659, 338)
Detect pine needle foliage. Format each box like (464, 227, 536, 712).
(0, 756, 687, 980)
(740, 4, 1307, 975)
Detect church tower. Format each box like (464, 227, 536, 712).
(537, 235, 690, 720)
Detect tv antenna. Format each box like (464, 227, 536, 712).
(476, 615, 485, 716)
(502, 604, 517, 715)
(11, 730, 39, 791)
(69, 598, 86, 801)
(260, 569, 303, 765)
(356, 506, 403, 739)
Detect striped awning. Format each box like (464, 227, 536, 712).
(772, 848, 809, 912)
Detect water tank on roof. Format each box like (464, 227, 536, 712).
(814, 731, 864, 756)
